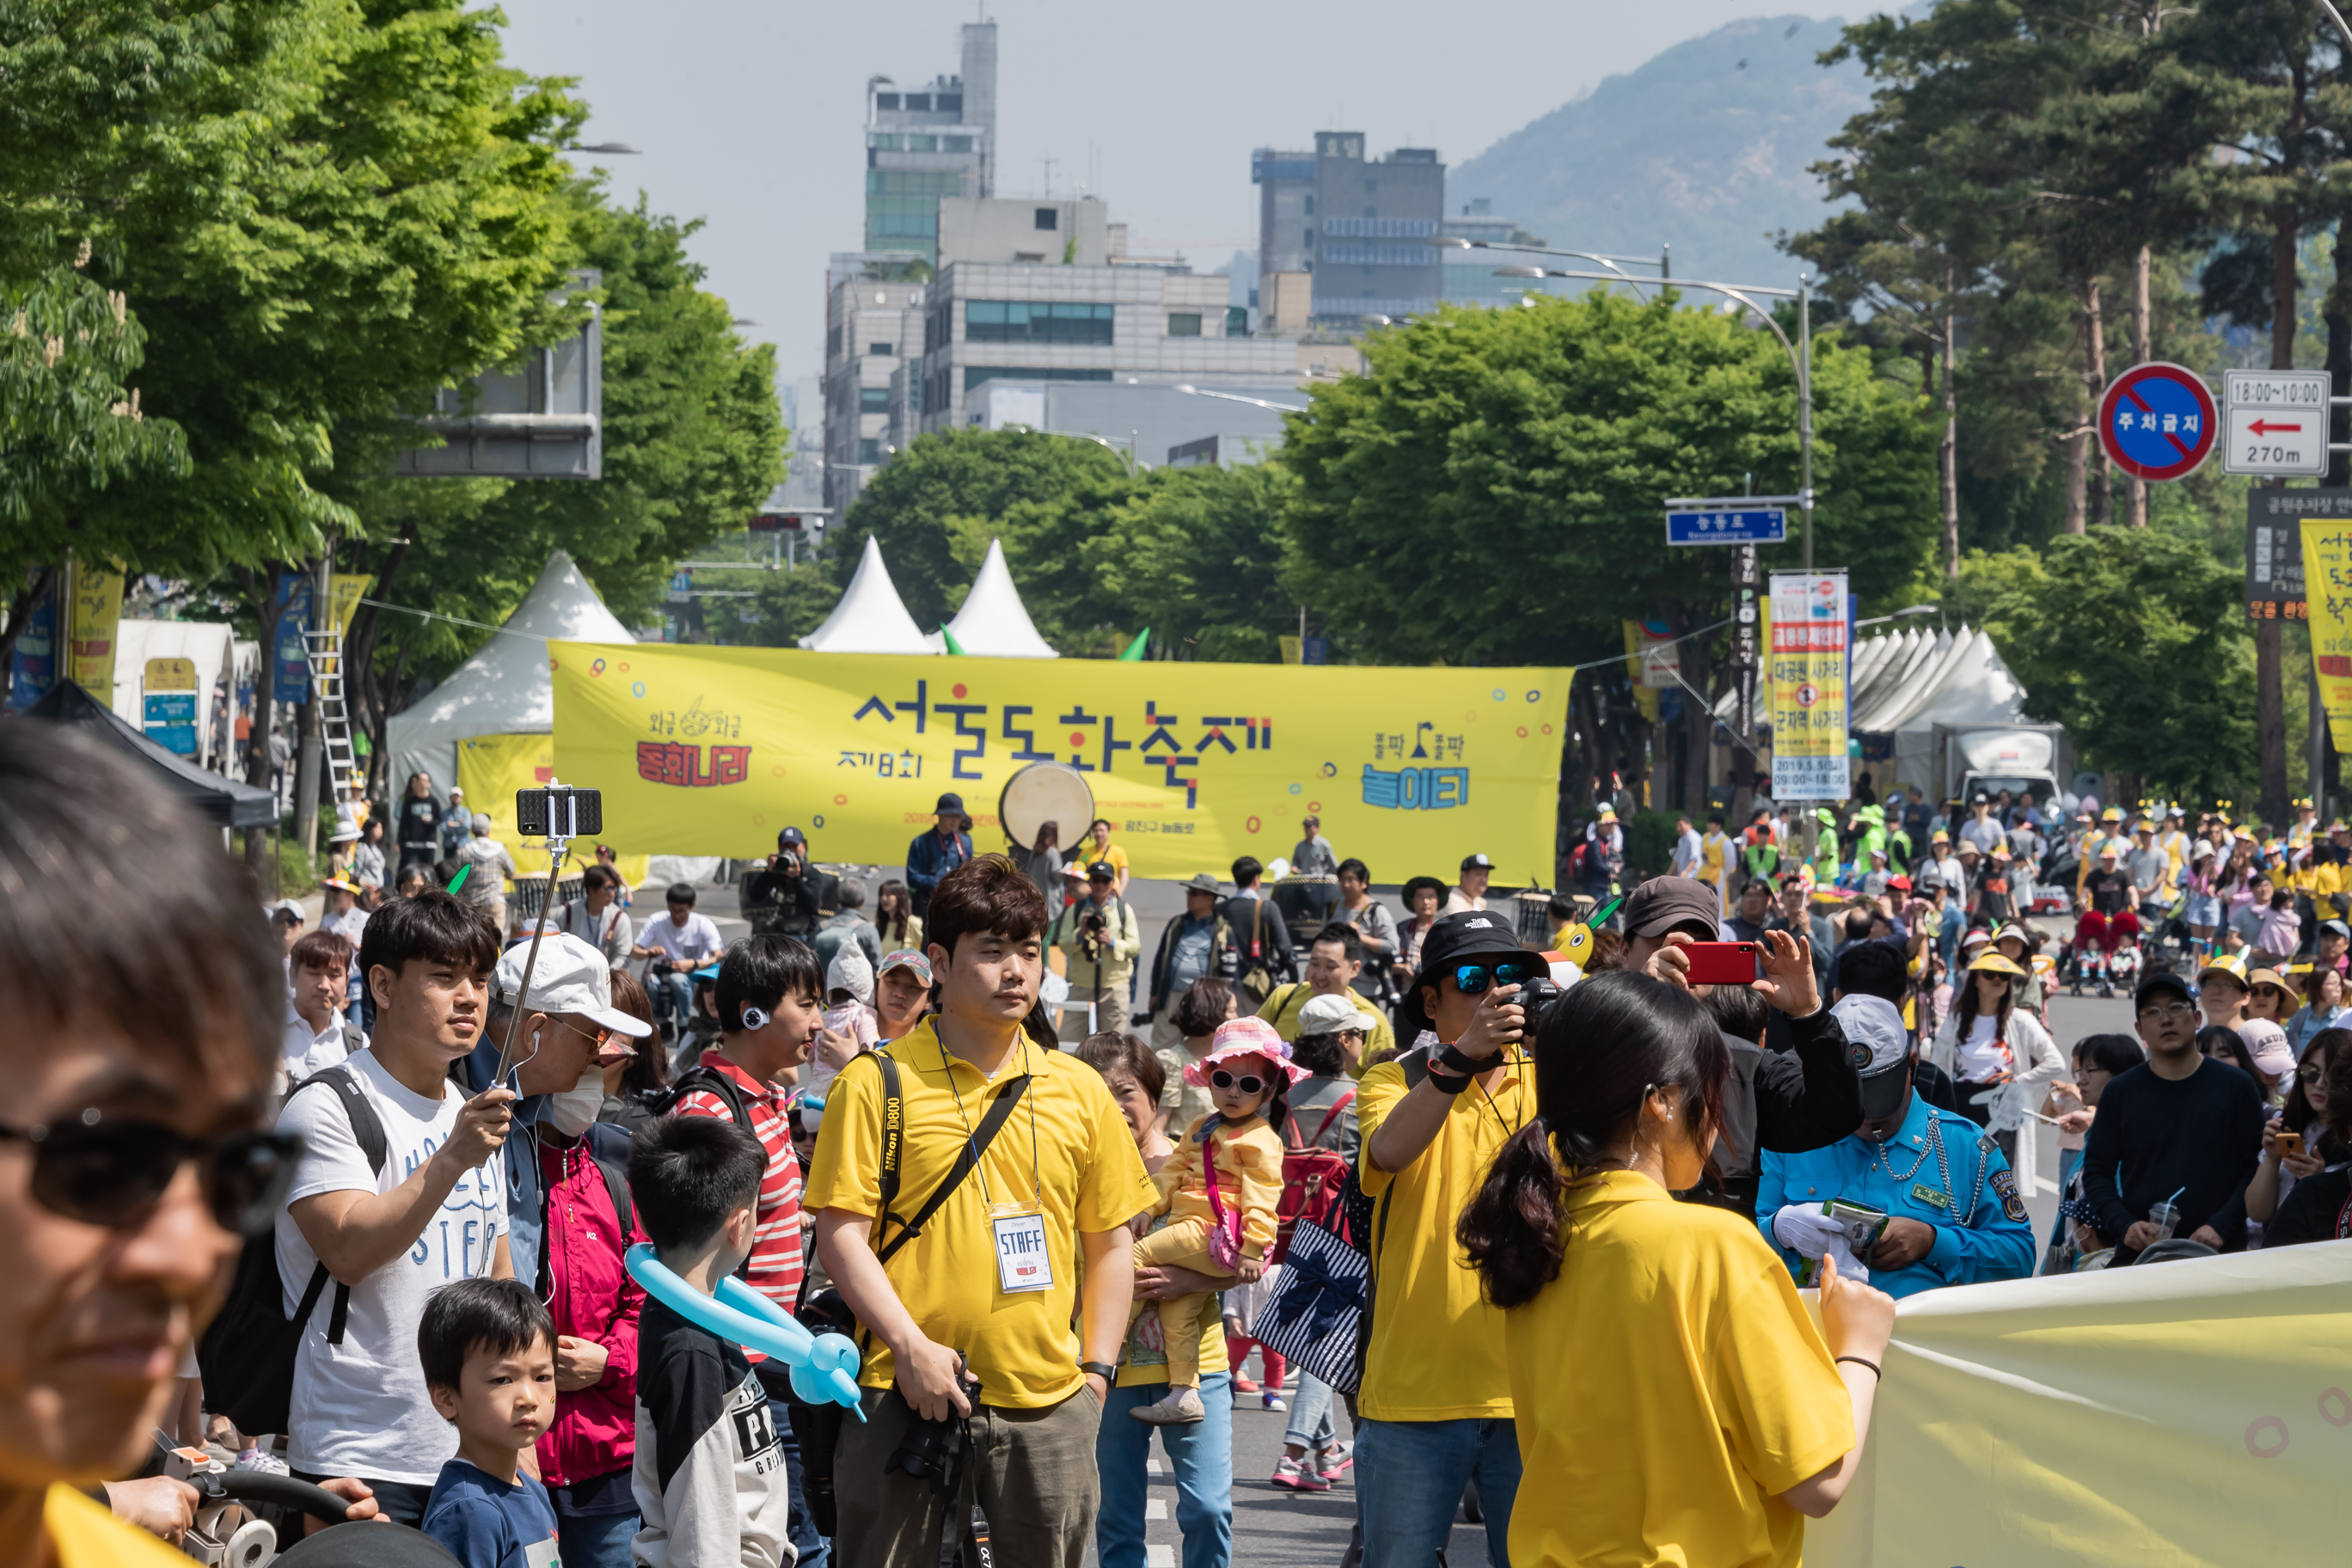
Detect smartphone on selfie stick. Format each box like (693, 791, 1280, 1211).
(495, 783, 605, 1080)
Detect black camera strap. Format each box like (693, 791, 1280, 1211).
(869, 1052, 1033, 1265)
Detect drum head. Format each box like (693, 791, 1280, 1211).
(999, 762, 1096, 852)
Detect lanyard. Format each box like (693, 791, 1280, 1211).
(939, 1030, 1043, 1206)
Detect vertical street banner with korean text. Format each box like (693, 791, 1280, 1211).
(1768, 571, 1850, 800)
(142, 657, 199, 756)
(2302, 518, 2352, 749)
(66, 560, 125, 695)
(550, 644, 1571, 880)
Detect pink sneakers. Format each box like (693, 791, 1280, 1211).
(1271, 1454, 1332, 1492)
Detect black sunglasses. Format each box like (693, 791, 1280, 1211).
(1452, 959, 1545, 995)
(1209, 1069, 1268, 1095)
(0, 1112, 301, 1237)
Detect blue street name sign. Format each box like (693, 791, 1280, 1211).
(1665, 499, 1793, 547)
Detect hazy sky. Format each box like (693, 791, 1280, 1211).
(495, 0, 1828, 395)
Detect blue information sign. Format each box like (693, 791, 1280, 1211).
(1666, 506, 1789, 546)
(144, 693, 198, 756)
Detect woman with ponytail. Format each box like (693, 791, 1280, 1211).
(1459, 970, 1898, 1568)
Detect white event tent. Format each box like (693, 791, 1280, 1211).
(387, 549, 634, 799)
(798, 536, 934, 654)
(925, 538, 1058, 658)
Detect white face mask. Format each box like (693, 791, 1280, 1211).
(548, 1068, 606, 1137)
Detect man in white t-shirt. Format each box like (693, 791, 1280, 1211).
(633, 881, 726, 1041)
(283, 929, 364, 1087)
(273, 890, 516, 1526)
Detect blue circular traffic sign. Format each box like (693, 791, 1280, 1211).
(2098, 362, 2217, 482)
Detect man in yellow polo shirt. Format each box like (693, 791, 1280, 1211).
(1258, 922, 1397, 1072)
(812, 854, 1155, 1568)
(1355, 910, 1535, 1567)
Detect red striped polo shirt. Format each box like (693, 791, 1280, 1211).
(674, 1054, 805, 1326)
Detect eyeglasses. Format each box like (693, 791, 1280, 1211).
(0, 1112, 301, 1236)
(1451, 959, 1545, 995)
(2136, 1001, 2197, 1021)
(1209, 1069, 1268, 1095)
(2300, 1062, 2328, 1083)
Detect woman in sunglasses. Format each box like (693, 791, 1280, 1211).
(1459, 971, 1896, 1566)
(2245, 1026, 2349, 1240)
(1126, 1016, 1308, 1427)
(0, 725, 383, 1556)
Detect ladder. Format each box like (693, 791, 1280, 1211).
(303, 630, 361, 801)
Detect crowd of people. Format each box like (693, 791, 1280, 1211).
(12, 717, 2349, 1568)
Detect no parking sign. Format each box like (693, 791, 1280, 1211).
(2098, 362, 2219, 481)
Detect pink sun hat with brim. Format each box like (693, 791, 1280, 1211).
(1185, 1014, 1314, 1087)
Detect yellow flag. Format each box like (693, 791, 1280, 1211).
(550, 643, 1570, 879)
(65, 560, 125, 694)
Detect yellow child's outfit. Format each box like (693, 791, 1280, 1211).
(1131, 1110, 1285, 1387)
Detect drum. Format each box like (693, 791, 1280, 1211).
(510, 873, 583, 924)
(998, 762, 1096, 854)
(1272, 874, 1341, 944)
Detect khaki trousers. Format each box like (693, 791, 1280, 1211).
(833, 1382, 1104, 1568)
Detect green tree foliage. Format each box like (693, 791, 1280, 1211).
(1281, 294, 1936, 666)
(1975, 530, 2253, 800)
(1089, 462, 1296, 663)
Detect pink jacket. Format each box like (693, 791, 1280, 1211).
(533, 1135, 645, 1488)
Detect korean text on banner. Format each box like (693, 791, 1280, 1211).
(549, 644, 1570, 879)
(455, 732, 651, 886)
(1803, 1246, 2352, 1567)
(1768, 571, 1850, 801)
(66, 561, 125, 695)
(2301, 518, 2352, 750)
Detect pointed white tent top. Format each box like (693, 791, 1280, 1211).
(936, 538, 1059, 659)
(799, 536, 934, 655)
(387, 549, 634, 795)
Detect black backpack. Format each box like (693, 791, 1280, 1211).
(196, 1064, 388, 1438)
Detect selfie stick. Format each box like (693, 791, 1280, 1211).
(494, 776, 577, 1082)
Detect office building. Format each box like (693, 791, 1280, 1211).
(864, 23, 996, 264)
(910, 261, 1295, 435)
(823, 267, 924, 509)
(1253, 147, 1316, 283)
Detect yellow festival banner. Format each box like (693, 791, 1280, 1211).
(549, 643, 1571, 880)
(2302, 518, 2352, 750)
(1804, 1246, 2352, 1566)
(65, 560, 125, 694)
(318, 573, 372, 673)
(456, 732, 650, 885)
(1768, 570, 1849, 801)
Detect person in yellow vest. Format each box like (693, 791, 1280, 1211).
(2289, 797, 2320, 853)
(1355, 911, 1537, 1565)
(2078, 804, 2127, 899)
(1698, 814, 1733, 915)
(2158, 805, 2191, 898)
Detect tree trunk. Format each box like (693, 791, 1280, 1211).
(242, 567, 284, 878)
(2261, 205, 2301, 827)
(2127, 245, 2151, 527)
(2085, 277, 2110, 529)
(2328, 222, 2350, 487)
(2062, 426, 2088, 535)
(0, 564, 58, 674)
(1941, 280, 1961, 578)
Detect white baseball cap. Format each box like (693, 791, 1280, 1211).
(1298, 991, 1380, 1035)
(493, 933, 652, 1037)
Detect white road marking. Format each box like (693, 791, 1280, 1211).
(1146, 1499, 1167, 1521)
(1147, 1547, 1175, 1566)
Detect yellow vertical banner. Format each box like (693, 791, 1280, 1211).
(65, 560, 125, 694)
(2303, 518, 2352, 750)
(1767, 571, 1849, 799)
(319, 574, 371, 675)
(1620, 621, 1658, 722)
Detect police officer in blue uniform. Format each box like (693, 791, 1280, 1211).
(1757, 993, 2036, 1298)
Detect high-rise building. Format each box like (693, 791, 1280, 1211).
(1253, 147, 1316, 285)
(1306, 133, 1444, 326)
(863, 23, 996, 265)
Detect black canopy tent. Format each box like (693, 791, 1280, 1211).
(19, 680, 279, 828)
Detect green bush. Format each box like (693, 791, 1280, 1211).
(1625, 809, 1683, 883)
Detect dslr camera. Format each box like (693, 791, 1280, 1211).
(885, 1362, 982, 1495)
(1512, 975, 1563, 1041)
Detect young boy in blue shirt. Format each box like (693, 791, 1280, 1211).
(419, 1278, 566, 1568)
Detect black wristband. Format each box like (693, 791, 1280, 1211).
(1834, 1355, 1882, 1381)
(1080, 1360, 1118, 1381)
(1436, 1042, 1498, 1079)
(1424, 1060, 1476, 1095)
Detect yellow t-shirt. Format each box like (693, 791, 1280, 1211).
(1085, 843, 1130, 884)
(1259, 982, 1396, 1065)
(803, 1020, 1156, 1407)
(1700, 830, 1731, 887)
(46, 1484, 195, 1568)
(1157, 1112, 1286, 1258)
(1356, 1051, 1533, 1420)
(1504, 1172, 1854, 1568)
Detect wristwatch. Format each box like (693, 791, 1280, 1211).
(1080, 1361, 1118, 1382)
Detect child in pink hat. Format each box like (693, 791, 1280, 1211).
(1128, 1015, 1308, 1425)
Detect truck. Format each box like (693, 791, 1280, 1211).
(1929, 722, 2073, 812)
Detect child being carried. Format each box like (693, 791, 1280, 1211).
(1128, 1015, 1307, 1425)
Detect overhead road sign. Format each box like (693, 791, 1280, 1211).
(1664, 496, 1797, 546)
(2098, 362, 2218, 482)
(2223, 369, 2331, 477)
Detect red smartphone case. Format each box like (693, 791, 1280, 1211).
(1682, 941, 1761, 985)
